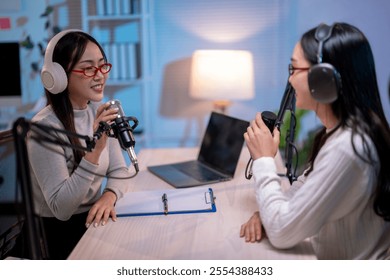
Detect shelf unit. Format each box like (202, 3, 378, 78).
(81, 0, 151, 136)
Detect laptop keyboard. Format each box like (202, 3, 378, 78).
(174, 162, 225, 182)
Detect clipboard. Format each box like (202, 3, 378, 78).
(115, 187, 216, 217)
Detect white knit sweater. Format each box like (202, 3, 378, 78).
(28, 102, 131, 220)
(252, 127, 390, 259)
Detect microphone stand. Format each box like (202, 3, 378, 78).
(13, 118, 48, 259)
(275, 82, 297, 184)
(275, 82, 294, 128)
(12, 118, 101, 259)
(284, 95, 297, 184)
(11, 117, 137, 259)
(30, 121, 95, 152)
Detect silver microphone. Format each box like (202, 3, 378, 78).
(107, 100, 139, 172)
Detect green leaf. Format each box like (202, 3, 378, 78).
(52, 26, 62, 34)
(45, 20, 50, 30)
(38, 42, 45, 56)
(31, 62, 40, 72)
(20, 36, 34, 49)
(40, 6, 53, 17)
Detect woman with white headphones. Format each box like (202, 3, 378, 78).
(22, 30, 131, 259)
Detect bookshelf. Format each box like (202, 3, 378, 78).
(81, 0, 151, 136)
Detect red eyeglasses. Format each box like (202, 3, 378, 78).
(288, 63, 310, 75)
(72, 63, 112, 77)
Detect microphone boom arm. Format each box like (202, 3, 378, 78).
(275, 81, 295, 129)
(284, 95, 297, 184)
(276, 82, 297, 183)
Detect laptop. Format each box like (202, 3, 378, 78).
(147, 112, 249, 188)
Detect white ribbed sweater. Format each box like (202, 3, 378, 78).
(252, 127, 390, 259)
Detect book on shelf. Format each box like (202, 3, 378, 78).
(122, 0, 131, 15)
(105, 0, 114, 15)
(110, 43, 119, 80)
(103, 42, 140, 81)
(96, 0, 105, 15)
(135, 42, 142, 79)
(94, 0, 142, 16)
(127, 43, 137, 79)
(131, 0, 141, 14)
(119, 43, 128, 80)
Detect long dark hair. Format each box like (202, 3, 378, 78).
(44, 31, 107, 167)
(301, 23, 390, 221)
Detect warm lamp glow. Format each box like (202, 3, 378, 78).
(189, 50, 255, 112)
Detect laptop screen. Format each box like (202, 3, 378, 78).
(198, 112, 249, 175)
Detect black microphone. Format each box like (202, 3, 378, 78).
(107, 100, 139, 172)
(244, 81, 296, 180)
(261, 111, 277, 132)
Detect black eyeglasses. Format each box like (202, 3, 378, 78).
(288, 63, 310, 76)
(72, 63, 112, 77)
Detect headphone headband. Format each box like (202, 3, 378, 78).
(308, 23, 341, 103)
(41, 29, 85, 94)
(314, 23, 334, 64)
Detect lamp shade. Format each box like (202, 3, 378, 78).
(189, 50, 255, 101)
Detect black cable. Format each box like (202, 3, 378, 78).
(245, 157, 253, 180)
(284, 110, 298, 183)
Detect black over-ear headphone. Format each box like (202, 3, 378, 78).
(41, 29, 84, 94)
(308, 23, 342, 103)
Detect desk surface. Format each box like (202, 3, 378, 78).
(68, 147, 315, 260)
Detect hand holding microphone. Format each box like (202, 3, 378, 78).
(245, 112, 281, 179)
(245, 81, 295, 180)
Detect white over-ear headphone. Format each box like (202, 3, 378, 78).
(41, 29, 84, 94)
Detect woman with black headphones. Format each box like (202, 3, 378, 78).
(240, 23, 390, 259)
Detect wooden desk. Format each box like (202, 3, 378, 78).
(68, 148, 315, 260)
